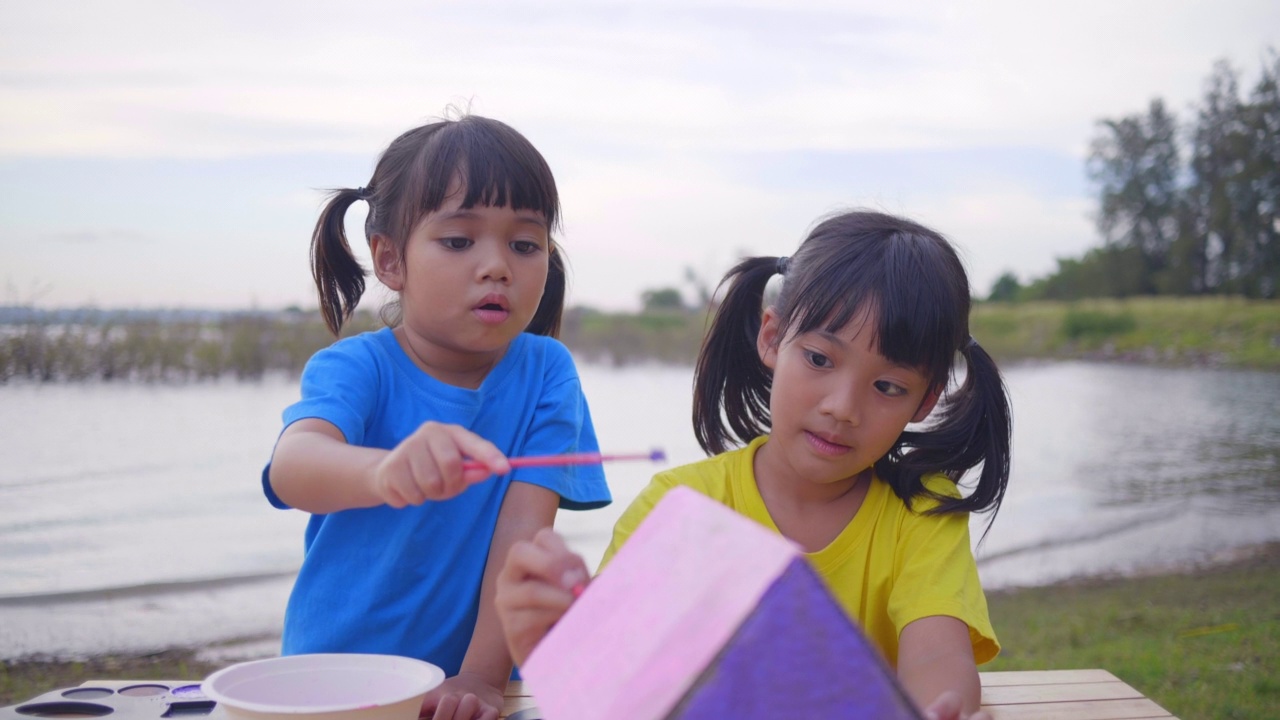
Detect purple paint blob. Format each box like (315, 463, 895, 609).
(170, 685, 206, 699)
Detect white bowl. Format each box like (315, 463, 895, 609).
(202, 653, 445, 720)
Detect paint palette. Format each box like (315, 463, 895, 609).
(1, 680, 220, 720)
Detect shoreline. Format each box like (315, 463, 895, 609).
(4, 540, 1278, 706)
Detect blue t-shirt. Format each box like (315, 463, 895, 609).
(263, 328, 611, 674)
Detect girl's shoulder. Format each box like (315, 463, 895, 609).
(508, 332, 583, 379)
(876, 472, 962, 516)
(650, 440, 761, 496)
(516, 332, 574, 360)
(303, 327, 391, 369)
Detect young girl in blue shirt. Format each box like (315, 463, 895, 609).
(265, 115, 611, 720)
(496, 210, 1012, 720)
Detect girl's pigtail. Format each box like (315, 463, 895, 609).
(311, 189, 368, 336)
(881, 339, 1012, 532)
(693, 256, 780, 455)
(956, 341, 1012, 525)
(526, 245, 566, 338)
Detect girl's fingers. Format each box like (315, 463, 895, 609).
(446, 425, 510, 477)
(381, 422, 513, 505)
(531, 529, 590, 589)
(509, 533, 588, 591)
(420, 425, 465, 498)
(506, 572, 579, 613)
(430, 694, 458, 720)
(923, 690, 962, 720)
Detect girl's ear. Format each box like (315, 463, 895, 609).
(911, 385, 943, 424)
(370, 234, 404, 291)
(757, 306, 781, 369)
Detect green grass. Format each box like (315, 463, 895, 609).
(0, 650, 222, 707)
(973, 296, 1280, 370)
(984, 542, 1280, 719)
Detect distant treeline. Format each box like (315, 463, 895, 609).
(0, 306, 708, 383)
(2, 296, 1277, 384)
(992, 52, 1280, 302)
(0, 309, 379, 383)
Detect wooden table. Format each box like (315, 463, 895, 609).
(56, 670, 1174, 720)
(501, 669, 1179, 719)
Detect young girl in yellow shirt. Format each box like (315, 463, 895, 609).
(497, 210, 1012, 720)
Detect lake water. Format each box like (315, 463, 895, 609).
(1, 360, 1277, 660)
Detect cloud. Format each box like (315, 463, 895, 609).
(1, 0, 1277, 309)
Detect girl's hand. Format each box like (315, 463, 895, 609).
(922, 690, 992, 720)
(494, 528, 590, 666)
(371, 422, 510, 507)
(418, 672, 502, 720)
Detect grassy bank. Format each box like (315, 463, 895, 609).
(3, 545, 1277, 716)
(3, 296, 1276, 382)
(984, 542, 1280, 719)
(971, 296, 1280, 370)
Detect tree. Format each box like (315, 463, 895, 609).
(1240, 50, 1280, 297)
(1186, 61, 1247, 295)
(987, 272, 1022, 302)
(1087, 98, 1182, 295)
(1183, 54, 1279, 298)
(641, 287, 685, 312)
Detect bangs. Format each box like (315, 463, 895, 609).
(399, 118, 561, 235)
(782, 224, 966, 386)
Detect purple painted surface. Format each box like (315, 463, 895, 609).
(670, 559, 922, 720)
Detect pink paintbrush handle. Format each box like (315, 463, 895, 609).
(462, 449, 665, 472)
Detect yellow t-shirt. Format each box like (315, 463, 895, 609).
(600, 435, 999, 668)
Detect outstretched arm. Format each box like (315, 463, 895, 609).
(269, 418, 510, 514)
(422, 482, 562, 720)
(898, 616, 990, 720)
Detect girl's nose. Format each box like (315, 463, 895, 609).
(820, 383, 861, 426)
(477, 244, 512, 283)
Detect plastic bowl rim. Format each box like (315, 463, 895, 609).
(201, 653, 445, 715)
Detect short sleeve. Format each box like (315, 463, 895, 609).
(508, 350, 611, 511)
(260, 341, 380, 510)
(888, 479, 999, 664)
(282, 343, 381, 446)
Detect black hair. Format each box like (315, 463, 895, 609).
(309, 114, 566, 337)
(693, 210, 1011, 526)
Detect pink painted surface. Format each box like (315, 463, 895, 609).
(520, 486, 800, 720)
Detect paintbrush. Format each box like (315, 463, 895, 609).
(462, 448, 666, 472)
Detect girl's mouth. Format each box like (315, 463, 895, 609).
(474, 296, 510, 325)
(805, 431, 851, 456)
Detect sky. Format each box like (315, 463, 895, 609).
(1, 1, 1277, 313)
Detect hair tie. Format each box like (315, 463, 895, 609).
(354, 186, 370, 200)
(966, 335, 979, 350)
(776, 256, 790, 275)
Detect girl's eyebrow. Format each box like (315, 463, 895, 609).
(813, 329, 848, 347)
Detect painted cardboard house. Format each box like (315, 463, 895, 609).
(520, 486, 922, 719)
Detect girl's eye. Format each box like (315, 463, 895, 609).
(804, 350, 832, 369)
(874, 380, 908, 398)
(440, 236, 472, 250)
(510, 239, 543, 255)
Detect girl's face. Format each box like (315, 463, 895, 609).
(372, 183, 550, 374)
(755, 305, 940, 493)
